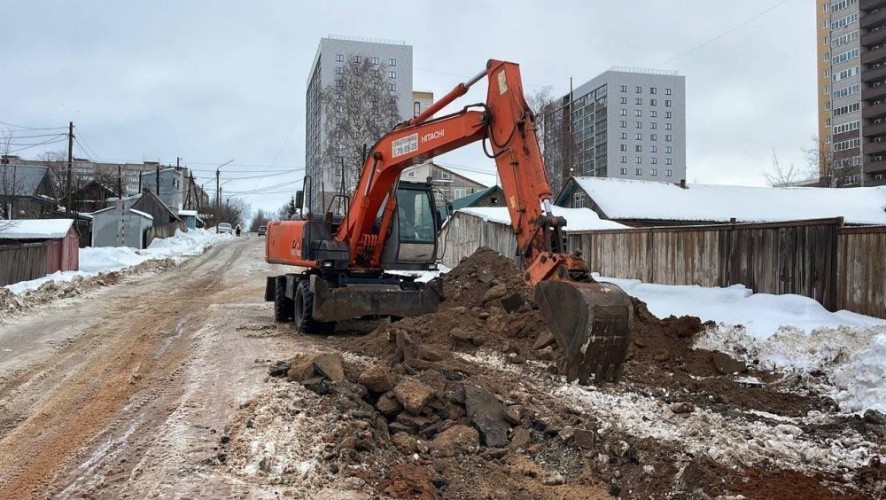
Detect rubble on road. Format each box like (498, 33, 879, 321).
(221, 247, 884, 499)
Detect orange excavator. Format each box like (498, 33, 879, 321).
(265, 59, 633, 382)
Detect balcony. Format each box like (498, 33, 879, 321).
(861, 7, 886, 29)
(862, 43, 886, 65)
(863, 82, 886, 101)
(862, 0, 886, 12)
(862, 64, 886, 83)
(863, 100, 886, 118)
(863, 26, 886, 48)
(865, 138, 886, 155)
(864, 157, 886, 173)
(863, 120, 886, 137)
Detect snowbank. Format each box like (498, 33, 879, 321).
(458, 206, 628, 231)
(590, 273, 886, 414)
(4, 228, 231, 295)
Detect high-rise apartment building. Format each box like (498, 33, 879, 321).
(542, 67, 686, 194)
(305, 36, 413, 212)
(817, 0, 886, 186)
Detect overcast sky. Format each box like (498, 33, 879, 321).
(1, 0, 812, 217)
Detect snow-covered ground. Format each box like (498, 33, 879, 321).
(593, 274, 886, 415)
(4, 229, 232, 295)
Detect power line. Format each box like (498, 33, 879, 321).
(655, 0, 790, 68)
(9, 136, 68, 153)
(269, 110, 303, 167)
(74, 126, 103, 161)
(0, 120, 67, 131)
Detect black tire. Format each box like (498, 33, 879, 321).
(273, 276, 293, 322)
(294, 279, 335, 334)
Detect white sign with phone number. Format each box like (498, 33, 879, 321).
(391, 133, 418, 158)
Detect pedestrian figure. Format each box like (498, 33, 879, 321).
(235, 224, 241, 237)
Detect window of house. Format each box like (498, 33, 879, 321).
(335, 67, 342, 74)
(620, 120, 627, 128)
(650, 87, 657, 94)
(636, 121, 642, 129)
(453, 187, 467, 199)
(635, 157, 642, 164)
(651, 122, 658, 129)
(666, 158, 673, 165)
(388, 83, 397, 91)
(620, 97, 627, 104)
(650, 110, 657, 118)
(414, 102, 421, 116)
(620, 156, 627, 164)
(440, 171, 450, 180)
(651, 158, 657, 165)
(336, 54, 344, 62)
(635, 86, 642, 93)
(651, 133, 658, 141)
(635, 168, 642, 175)
(666, 169, 673, 176)
(620, 85, 627, 92)
(635, 145, 642, 152)
(620, 109, 627, 116)
(573, 192, 586, 208)
(665, 134, 672, 142)
(389, 71, 396, 78)
(620, 144, 627, 151)
(651, 145, 657, 153)
(390, 58, 397, 66)
(666, 123, 672, 130)
(635, 97, 642, 105)
(665, 100, 672, 107)
(650, 99, 657, 106)
(353, 55, 362, 63)
(666, 146, 672, 153)
(620, 132, 627, 139)
(665, 88, 672, 95)
(651, 168, 658, 175)
(620, 167, 627, 175)
(635, 110, 642, 117)
(665, 111, 672, 119)
(371, 57, 380, 64)
(635, 133, 642, 140)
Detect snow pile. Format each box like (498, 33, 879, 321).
(590, 273, 886, 414)
(594, 275, 885, 339)
(697, 325, 886, 414)
(0, 219, 75, 239)
(458, 206, 629, 231)
(4, 228, 230, 295)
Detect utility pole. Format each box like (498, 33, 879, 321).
(155, 163, 160, 195)
(66, 121, 73, 215)
(117, 164, 122, 199)
(216, 168, 220, 233)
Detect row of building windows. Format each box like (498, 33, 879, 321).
(832, 48, 859, 65)
(835, 155, 862, 168)
(617, 167, 674, 177)
(830, 12, 858, 30)
(335, 54, 397, 66)
(619, 144, 674, 153)
(334, 67, 397, 79)
(833, 66, 859, 82)
(833, 102, 860, 117)
(618, 156, 675, 166)
(830, 0, 856, 13)
(833, 83, 860, 100)
(619, 85, 673, 95)
(618, 132, 676, 148)
(618, 111, 674, 126)
(618, 97, 671, 107)
(830, 29, 858, 48)
(833, 120, 860, 134)
(834, 137, 861, 151)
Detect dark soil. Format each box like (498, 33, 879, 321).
(260, 247, 879, 499)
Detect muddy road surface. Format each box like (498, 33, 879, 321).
(0, 236, 323, 498)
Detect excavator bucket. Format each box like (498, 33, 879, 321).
(535, 280, 633, 384)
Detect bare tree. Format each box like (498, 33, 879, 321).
(249, 208, 273, 232)
(801, 135, 864, 187)
(321, 56, 401, 193)
(762, 150, 807, 186)
(537, 94, 576, 195)
(526, 86, 555, 156)
(1, 128, 19, 224)
(217, 197, 250, 228)
(277, 197, 299, 221)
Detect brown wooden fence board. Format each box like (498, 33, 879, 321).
(837, 226, 886, 318)
(0, 243, 48, 287)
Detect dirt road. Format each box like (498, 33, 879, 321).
(0, 236, 317, 498)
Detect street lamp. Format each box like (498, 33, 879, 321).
(215, 159, 233, 233)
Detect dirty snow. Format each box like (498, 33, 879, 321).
(4, 228, 231, 295)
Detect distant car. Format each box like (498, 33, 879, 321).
(218, 222, 233, 234)
(258, 225, 267, 236)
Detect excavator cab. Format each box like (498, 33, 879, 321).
(380, 181, 440, 270)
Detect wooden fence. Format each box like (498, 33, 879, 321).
(442, 212, 886, 318)
(837, 226, 886, 318)
(0, 243, 48, 287)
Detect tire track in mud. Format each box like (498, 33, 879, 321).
(0, 238, 251, 499)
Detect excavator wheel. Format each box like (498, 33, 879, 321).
(273, 276, 293, 322)
(535, 280, 633, 384)
(294, 279, 336, 335)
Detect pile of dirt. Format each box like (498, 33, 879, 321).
(239, 247, 882, 498)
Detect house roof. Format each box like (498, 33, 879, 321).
(458, 206, 628, 232)
(450, 185, 503, 212)
(566, 177, 886, 225)
(92, 206, 154, 220)
(0, 164, 51, 197)
(177, 209, 198, 216)
(132, 189, 180, 221)
(0, 218, 73, 239)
